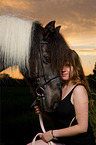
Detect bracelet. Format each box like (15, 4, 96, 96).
(51, 130, 55, 138)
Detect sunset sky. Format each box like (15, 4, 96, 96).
(0, 0, 96, 78)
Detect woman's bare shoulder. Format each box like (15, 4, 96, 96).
(73, 85, 88, 101)
(74, 84, 87, 93)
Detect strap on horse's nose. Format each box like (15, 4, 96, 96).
(30, 87, 45, 109)
(36, 87, 45, 97)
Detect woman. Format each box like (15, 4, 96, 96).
(34, 50, 95, 145)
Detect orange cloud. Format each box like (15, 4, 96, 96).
(0, 66, 24, 79)
(75, 49, 96, 56)
(0, 0, 35, 12)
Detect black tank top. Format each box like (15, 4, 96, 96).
(52, 84, 95, 145)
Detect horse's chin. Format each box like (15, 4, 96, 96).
(52, 101, 60, 111)
(41, 100, 60, 112)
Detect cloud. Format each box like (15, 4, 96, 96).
(0, 66, 24, 79)
(0, 0, 96, 76)
(0, 0, 33, 9)
(0, 0, 96, 48)
(75, 49, 96, 55)
(0, 0, 36, 20)
(0, 0, 96, 22)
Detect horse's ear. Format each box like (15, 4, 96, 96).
(45, 21, 55, 32)
(56, 26, 61, 33)
(43, 21, 55, 40)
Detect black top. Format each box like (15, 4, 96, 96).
(52, 84, 95, 145)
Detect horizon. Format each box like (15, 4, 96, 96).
(0, 47, 96, 79)
(74, 48, 96, 76)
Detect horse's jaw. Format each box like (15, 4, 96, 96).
(40, 97, 60, 112)
(40, 80, 62, 112)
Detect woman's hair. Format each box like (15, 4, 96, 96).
(63, 50, 92, 107)
(69, 50, 86, 84)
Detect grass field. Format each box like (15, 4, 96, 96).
(0, 79, 96, 145)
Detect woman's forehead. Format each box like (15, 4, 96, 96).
(64, 61, 71, 65)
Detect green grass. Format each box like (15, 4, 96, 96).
(89, 103, 96, 141)
(89, 89, 96, 143)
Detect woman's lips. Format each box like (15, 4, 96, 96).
(61, 72, 68, 76)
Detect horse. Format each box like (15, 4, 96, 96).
(0, 15, 70, 113)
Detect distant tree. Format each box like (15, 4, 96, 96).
(87, 62, 96, 94)
(0, 73, 9, 78)
(93, 62, 96, 79)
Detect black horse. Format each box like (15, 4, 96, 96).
(0, 15, 70, 112)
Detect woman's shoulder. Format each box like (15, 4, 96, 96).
(72, 84, 88, 105)
(73, 83, 86, 90)
(73, 83, 87, 93)
(73, 83, 88, 98)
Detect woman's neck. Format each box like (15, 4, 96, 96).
(62, 80, 74, 88)
(61, 81, 76, 100)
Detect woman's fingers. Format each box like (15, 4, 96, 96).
(34, 105, 40, 114)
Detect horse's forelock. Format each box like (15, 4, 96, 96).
(46, 31, 70, 73)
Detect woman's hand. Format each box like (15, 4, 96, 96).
(34, 105, 40, 115)
(39, 130, 53, 142)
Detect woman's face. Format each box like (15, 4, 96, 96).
(60, 63, 74, 81)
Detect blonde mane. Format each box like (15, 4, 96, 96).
(0, 15, 33, 71)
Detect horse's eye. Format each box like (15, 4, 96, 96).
(45, 56, 49, 60)
(43, 55, 51, 63)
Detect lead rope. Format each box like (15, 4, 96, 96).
(27, 110, 77, 145)
(30, 113, 54, 145)
(28, 41, 57, 145)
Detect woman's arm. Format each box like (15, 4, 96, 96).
(40, 85, 89, 142)
(54, 85, 88, 137)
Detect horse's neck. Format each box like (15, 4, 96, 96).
(0, 16, 34, 74)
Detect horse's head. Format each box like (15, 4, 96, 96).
(30, 20, 70, 112)
(38, 21, 62, 112)
(36, 39, 62, 112)
(0, 15, 69, 113)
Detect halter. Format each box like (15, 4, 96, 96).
(30, 40, 59, 145)
(36, 40, 60, 99)
(36, 41, 48, 83)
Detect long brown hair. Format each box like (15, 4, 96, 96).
(64, 50, 92, 107)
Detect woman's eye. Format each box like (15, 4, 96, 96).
(66, 64, 70, 67)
